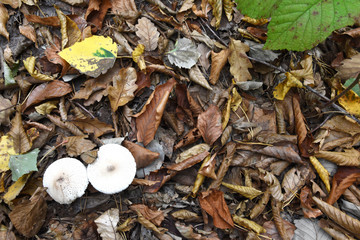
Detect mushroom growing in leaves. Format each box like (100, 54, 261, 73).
(42, 158, 88, 204)
(87, 144, 136, 194)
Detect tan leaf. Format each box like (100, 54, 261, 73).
(228, 38, 252, 83)
(44, 36, 70, 77)
(209, 49, 230, 84)
(0, 3, 9, 40)
(221, 94, 231, 130)
(259, 169, 283, 201)
(175, 143, 210, 163)
(290, 55, 315, 86)
(198, 153, 217, 179)
(208, 0, 222, 29)
(315, 148, 360, 167)
(130, 204, 164, 226)
(309, 156, 331, 192)
(22, 80, 72, 112)
(179, 0, 194, 12)
(299, 186, 322, 218)
(221, 125, 232, 146)
(223, 0, 234, 21)
(64, 135, 96, 157)
(47, 114, 84, 136)
(24, 15, 60, 27)
(8, 111, 31, 154)
(55, 6, 81, 48)
(9, 188, 47, 238)
(232, 215, 265, 234)
(1, 0, 20, 8)
(122, 140, 160, 169)
(136, 78, 177, 146)
(313, 196, 360, 235)
(23, 56, 55, 81)
(281, 167, 302, 197)
(19, 25, 36, 43)
(250, 188, 270, 219)
(222, 182, 263, 200)
(189, 65, 212, 90)
(135, 210, 166, 234)
(135, 17, 160, 51)
(107, 67, 138, 112)
(198, 189, 234, 229)
(111, 0, 139, 19)
(71, 117, 114, 138)
(197, 104, 222, 145)
(171, 209, 201, 222)
(336, 53, 360, 80)
(34, 101, 58, 116)
(271, 199, 292, 240)
(0, 94, 14, 126)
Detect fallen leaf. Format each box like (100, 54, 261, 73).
(135, 17, 160, 51)
(171, 209, 201, 222)
(3, 174, 31, 204)
(64, 135, 96, 157)
(94, 208, 121, 240)
(130, 204, 164, 226)
(198, 189, 234, 229)
(111, 0, 139, 19)
(23, 56, 55, 81)
(19, 25, 36, 44)
(45, 36, 70, 77)
(22, 80, 72, 112)
(208, 0, 222, 29)
(189, 65, 213, 90)
(315, 148, 360, 167)
(232, 215, 265, 234)
(300, 186, 323, 218)
(223, 0, 234, 21)
(71, 117, 114, 138)
(136, 78, 177, 146)
(228, 38, 252, 83)
(107, 67, 138, 112)
(132, 44, 146, 71)
(175, 143, 210, 163)
(209, 49, 230, 84)
(8, 111, 31, 154)
(58, 35, 118, 78)
(9, 188, 47, 238)
(222, 182, 263, 199)
(0, 94, 14, 126)
(122, 140, 160, 169)
(9, 148, 39, 181)
(167, 38, 201, 69)
(309, 156, 331, 192)
(35, 101, 58, 116)
(85, 0, 112, 33)
(24, 15, 60, 27)
(273, 72, 304, 100)
(336, 53, 360, 80)
(337, 86, 360, 117)
(293, 218, 331, 240)
(263, 220, 296, 240)
(0, 135, 16, 172)
(55, 6, 81, 49)
(0, 3, 9, 40)
(197, 105, 222, 145)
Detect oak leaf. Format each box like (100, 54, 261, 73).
(136, 78, 177, 146)
(228, 38, 252, 83)
(197, 105, 222, 145)
(135, 17, 160, 51)
(107, 67, 138, 112)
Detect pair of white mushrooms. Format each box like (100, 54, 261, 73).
(42, 144, 136, 204)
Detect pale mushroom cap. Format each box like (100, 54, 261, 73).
(43, 158, 88, 204)
(87, 144, 136, 194)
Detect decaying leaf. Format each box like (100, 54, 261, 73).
(167, 38, 201, 69)
(232, 215, 266, 234)
(209, 49, 230, 84)
(0, 3, 9, 40)
(136, 78, 177, 146)
(94, 208, 121, 240)
(132, 44, 146, 71)
(0, 135, 15, 173)
(71, 117, 114, 138)
(197, 105, 222, 145)
(64, 135, 96, 157)
(58, 35, 117, 77)
(122, 140, 160, 168)
(8, 111, 31, 154)
(107, 67, 138, 112)
(228, 38, 252, 83)
(315, 148, 360, 167)
(189, 65, 213, 90)
(23, 56, 55, 81)
(135, 17, 160, 51)
(222, 182, 263, 200)
(35, 101, 58, 116)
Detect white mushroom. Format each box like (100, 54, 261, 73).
(43, 158, 88, 204)
(87, 144, 136, 194)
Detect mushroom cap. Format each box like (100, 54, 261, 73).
(43, 158, 88, 204)
(87, 144, 136, 194)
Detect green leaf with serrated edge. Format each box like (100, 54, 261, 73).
(265, 0, 360, 51)
(344, 78, 360, 97)
(235, 0, 281, 18)
(9, 148, 39, 181)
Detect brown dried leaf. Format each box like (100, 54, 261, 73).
(281, 167, 302, 197)
(222, 182, 263, 200)
(318, 219, 351, 240)
(198, 153, 217, 179)
(19, 25, 36, 43)
(327, 167, 360, 205)
(313, 196, 360, 235)
(189, 65, 212, 90)
(71, 117, 114, 138)
(300, 186, 323, 218)
(23, 56, 55, 81)
(250, 188, 270, 219)
(171, 209, 201, 222)
(47, 114, 84, 136)
(198, 189, 234, 229)
(85, 0, 112, 33)
(24, 15, 60, 27)
(197, 105, 222, 145)
(179, 0, 194, 12)
(167, 151, 209, 171)
(174, 128, 202, 150)
(263, 220, 296, 240)
(316, 148, 360, 167)
(136, 78, 177, 146)
(64, 135, 96, 157)
(259, 169, 284, 201)
(135, 17, 160, 51)
(8, 111, 31, 154)
(175, 222, 213, 240)
(55, 6, 81, 48)
(175, 143, 210, 163)
(122, 140, 160, 169)
(0, 94, 14, 126)
(22, 80, 72, 112)
(0, 4, 9, 40)
(9, 188, 47, 238)
(228, 38, 252, 83)
(208, 0, 222, 29)
(209, 49, 230, 84)
(107, 67, 137, 112)
(111, 0, 139, 19)
(271, 199, 290, 240)
(45, 37, 70, 77)
(336, 53, 360, 80)
(135, 210, 166, 234)
(232, 215, 265, 234)
(130, 204, 164, 226)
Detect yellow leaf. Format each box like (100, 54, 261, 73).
(338, 87, 360, 116)
(242, 15, 269, 26)
(290, 55, 315, 86)
(58, 35, 118, 78)
(3, 174, 30, 205)
(55, 6, 81, 49)
(209, 0, 222, 29)
(0, 135, 16, 172)
(228, 38, 252, 83)
(222, 94, 231, 130)
(222, 182, 263, 200)
(309, 156, 331, 192)
(223, 0, 234, 22)
(132, 44, 146, 71)
(273, 72, 303, 100)
(230, 87, 242, 112)
(232, 215, 266, 234)
(23, 56, 55, 81)
(34, 101, 58, 115)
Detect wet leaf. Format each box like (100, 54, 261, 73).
(71, 117, 114, 138)
(22, 80, 72, 112)
(198, 189, 234, 229)
(135, 17, 160, 51)
(0, 3, 9, 40)
(58, 35, 117, 77)
(9, 148, 39, 181)
(64, 135, 96, 157)
(136, 78, 177, 146)
(122, 140, 160, 169)
(8, 111, 31, 154)
(228, 38, 252, 83)
(107, 67, 138, 112)
(0, 135, 15, 172)
(222, 182, 263, 200)
(166, 38, 201, 69)
(197, 105, 222, 145)
(9, 188, 47, 238)
(23, 56, 55, 81)
(94, 208, 121, 240)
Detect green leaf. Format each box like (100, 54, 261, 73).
(166, 38, 201, 69)
(3, 60, 19, 86)
(344, 78, 360, 97)
(265, 0, 360, 51)
(9, 148, 39, 181)
(234, 0, 281, 18)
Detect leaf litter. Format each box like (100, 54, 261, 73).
(0, 0, 360, 239)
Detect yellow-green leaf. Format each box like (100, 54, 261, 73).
(273, 72, 303, 100)
(58, 35, 117, 78)
(3, 174, 31, 205)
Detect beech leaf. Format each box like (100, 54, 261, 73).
(9, 148, 39, 181)
(71, 117, 114, 138)
(135, 17, 160, 51)
(167, 38, 201, 69)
